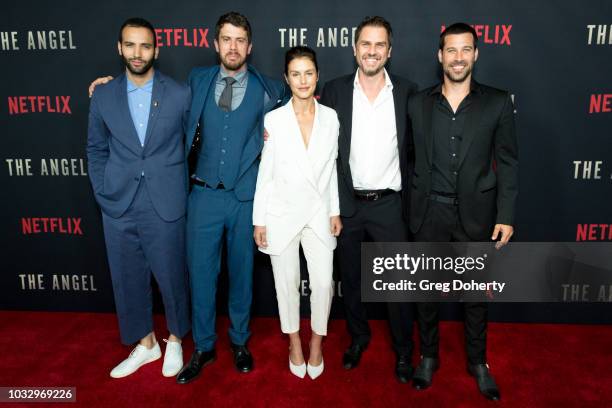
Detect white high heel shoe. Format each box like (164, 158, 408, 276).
(289, 357, 306, 378)
(307, 358, 324, 380)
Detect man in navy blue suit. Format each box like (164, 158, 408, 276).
(87, 17, 191, 379)
(176, 12, 287, 384)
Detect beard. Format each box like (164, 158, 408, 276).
(122, 54, 154, 76)
(220, 51, 247, 71)
(443, 61, 473, 83)
(358, 54, 386, 77)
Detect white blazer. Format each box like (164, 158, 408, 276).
(253, 98, 340, 255)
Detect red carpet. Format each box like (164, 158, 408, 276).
(0, 311, 610, 407)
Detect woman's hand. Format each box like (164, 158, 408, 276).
(330, 216, 342, 237)
(254, 225, 268, 248)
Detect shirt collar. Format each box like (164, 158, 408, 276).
(429, 80, 482, 96)
(127, 77, 153, 93)
(218, 65, 248, 86)
(353, 68, 393, 91)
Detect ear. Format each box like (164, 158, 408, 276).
(437, 49, 442, 63)
(117, 41, 122, 56)
(474, 48, 479, 62)
(388, 46, 392, 58)
(214, 39, 219, 53)
(352, 43, 357, 58)
(154, 47, 159, 60)
(284, 73, 289, 85)
(247, 42, 253, 55)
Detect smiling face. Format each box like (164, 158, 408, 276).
(353, 25, 392, 77)
(214, 23, 252, 72)
(284, 56, 318, 100)
(117, 26, 158, 76)
(438, 32, 478, 84)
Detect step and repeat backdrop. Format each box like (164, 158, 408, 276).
(1, 0, 611, 323)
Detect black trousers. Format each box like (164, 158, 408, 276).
(414, 200, 488, 365)
(337, 192, 414, 356)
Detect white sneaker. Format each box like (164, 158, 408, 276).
(110, 343, 161, 378)
(162, 339, 183, 377)
(307, 358, 324, 380)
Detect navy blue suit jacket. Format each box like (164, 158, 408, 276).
(87, 70, 191, 221)
(185, 64, 287, 201)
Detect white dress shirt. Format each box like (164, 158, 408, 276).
(350, 68, 402, 191)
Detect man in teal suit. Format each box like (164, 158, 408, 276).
(177, 12, 287, 384)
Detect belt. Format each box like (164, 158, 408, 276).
(190, 177, 224, 189)
(429, 193, 459, 206)
(354, 189, 397, 201)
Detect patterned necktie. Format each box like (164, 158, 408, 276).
(218, 76, 237, 112)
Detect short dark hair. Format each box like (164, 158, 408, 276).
(439, 23, 478, 50)
(118, 17, 157, 48)
(215, 12, 252, 43)
(354, 16, 393, 47)
(284, 46, 318, 75)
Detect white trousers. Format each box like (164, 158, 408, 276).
(269, 226, 334, 335)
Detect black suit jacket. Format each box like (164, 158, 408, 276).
(320, 72, 418, 218)
(407, 81, 518, 240)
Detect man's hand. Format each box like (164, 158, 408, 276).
(491, 224, 514, 250)
(88, 76, 114, 98)
(254, 225, 268, 248)
(330, 216, 343, 237)
(263, 128, 270, 141)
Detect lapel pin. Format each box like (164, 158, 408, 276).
(153, 101, 159, 107)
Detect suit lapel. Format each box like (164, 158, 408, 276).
(456, 90, 486, 170)
(423, 93, 435, 166)
(392, 80, 405, 154)
(186, 67, 217, 155)
(288, 100, 318, 191)
(115, 74, 142, 152)
(338, 75, 354, 175)
(143, 71, 165, 151)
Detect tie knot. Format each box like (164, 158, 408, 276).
(224, 77, 237, 86)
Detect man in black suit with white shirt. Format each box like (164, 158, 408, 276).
(320, 16, 417, 383)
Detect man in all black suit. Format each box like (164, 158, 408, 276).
(407, 23, 518, 401)
(319, 16, 417, 383)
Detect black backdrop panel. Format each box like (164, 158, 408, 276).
(2, 0, 611, 323)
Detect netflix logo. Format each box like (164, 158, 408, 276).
(441, 24, 512, 46)
(21, 217, 83, 235)
(576, 224, 612, 241)
(154, 28, 210, 47)
(589, 94, 612, 114)
(7, 96, 72, 115)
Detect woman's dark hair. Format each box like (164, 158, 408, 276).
(284, 46, 318, 75)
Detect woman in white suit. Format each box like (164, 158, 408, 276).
(253, 46, 342, 379)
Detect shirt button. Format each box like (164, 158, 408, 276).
(220, 161, 225, 165)
(138, 104, 143, 108)
(451, 136, 455, 140)
(453, 171, 458, 175)
(224, 125, 229, 129)
(452, 153, 456, 157)
(452, 117, 456, 121)
(225, 114, 229, 118)
(221, 149, 226, 154)
(139, 123, 143, 127)
(223, 138, 227, 141)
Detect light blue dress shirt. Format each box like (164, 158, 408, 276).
(127, 78, 153, 146)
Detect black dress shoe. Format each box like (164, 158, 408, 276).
(412, 357, 439, 390)
(342, 343, 366, 370)
(230, 343, 253, 373)
(468, 364, 501, 401)
(395, 354, 414, 383)
(176, 349, 216, 384)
